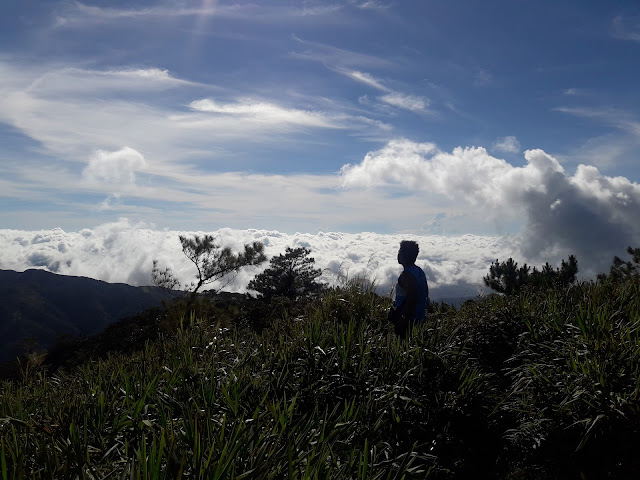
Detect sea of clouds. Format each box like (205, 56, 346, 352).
(0, 219, 522, 301)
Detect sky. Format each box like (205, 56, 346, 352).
(1, 1, 639, 297)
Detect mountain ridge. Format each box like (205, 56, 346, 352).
(0, 268, 173, 363)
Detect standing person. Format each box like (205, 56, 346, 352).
(388, 240, 429, 337)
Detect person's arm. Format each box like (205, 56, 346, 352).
(398, 271, 418, 319)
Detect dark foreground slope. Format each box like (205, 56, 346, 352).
(0, 268, 173, 363)
(1, 279, 639, 479)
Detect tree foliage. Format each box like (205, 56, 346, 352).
(598, 246, 640, 282)
(152, 234, 266, 304)
(484, 255, 578, 295)
(248, 247, 325, 301)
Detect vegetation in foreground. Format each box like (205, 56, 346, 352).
(1, 276, 640, 478)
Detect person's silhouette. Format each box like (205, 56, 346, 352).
(388, 240, 429, 337)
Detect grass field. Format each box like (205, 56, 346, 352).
(1, 278, 639, 479)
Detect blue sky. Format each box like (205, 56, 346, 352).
(1, 0, 639, 274)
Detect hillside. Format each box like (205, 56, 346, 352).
(0, 269, 173, 363)
(1, 278, 639, 478)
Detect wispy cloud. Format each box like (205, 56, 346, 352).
(473, 68, 493, 87)
(24, 67, 205, 96)
(611, 14, 640, 42)
(290, 36, 393, 69)
(342, 70, 430, 113)
(0, 59, 398, 230)
(289, 37, 429, 114)
(189, 98, 339, 128)
(53, 1, 352, 28)
(492, 136, 521, 154)
(347, 70, 390, 91)
(356, 1, 392, 10)
(379, 93, 429, 112)
(556, 133, 638, 170)
(555, 106, 640, 137)
(0, 61, 387, 162)
(54, 1, 215, 26)
(562, 87, 591, 96)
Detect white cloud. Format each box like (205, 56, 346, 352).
(356, 1, 391, 10)
(0, 219, 515, 300)
(0, 61, 388, 174)
(347, 70, 390, 91)
(379, 93, 429, 112)
(342, 70, 431, 113)
(189, 98, 339, 128)
(492, 136, 521, 154)
(340, 139, 640, 273)
(25, 67, 199, 97)
(83, 147, 147, 185)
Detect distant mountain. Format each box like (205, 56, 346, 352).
(0, 269, 174, 363)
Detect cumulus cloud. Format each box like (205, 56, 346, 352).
(83, 147, 147, 185)
(492, 136, 521, 154)
(340, 139, 640, 274)
(0, 220, 515, 301)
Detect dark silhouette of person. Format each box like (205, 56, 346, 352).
(388, 240, 429, 337)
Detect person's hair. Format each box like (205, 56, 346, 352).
(400, 240, 419, 263)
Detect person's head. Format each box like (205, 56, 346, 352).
(398, 240, 419, 266)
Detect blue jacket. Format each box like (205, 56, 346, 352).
(394, 264, 428, 321)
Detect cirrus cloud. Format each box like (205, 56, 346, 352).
(189, 98, 340, 128)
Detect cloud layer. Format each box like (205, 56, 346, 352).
(0, 219, 516, 301)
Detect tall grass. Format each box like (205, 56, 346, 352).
(1, 278, 639, 478)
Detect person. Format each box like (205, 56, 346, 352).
(388, 240, 429, 337)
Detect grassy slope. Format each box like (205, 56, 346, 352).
(1, 279, 639, 479)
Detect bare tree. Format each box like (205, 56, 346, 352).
(153, 234, 266, 308)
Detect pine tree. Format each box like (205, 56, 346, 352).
(484, 255, 578, 295)
(152, 234, 266, 307)
(598, 246, 640, 282)
(248, 247, 324, 301)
